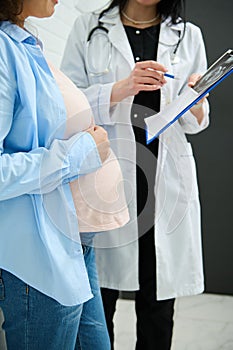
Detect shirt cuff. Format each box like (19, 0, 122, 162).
(97, 82, 115, 125)
(67, 132, 102, 180)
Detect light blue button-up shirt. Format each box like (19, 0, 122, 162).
(0, 21, 102, 306)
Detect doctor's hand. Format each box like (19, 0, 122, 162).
(188, 73, 209, 102)
(188, 73, 209, 125)
(87, 126, 110, 163)
(111, 60, 168, 104)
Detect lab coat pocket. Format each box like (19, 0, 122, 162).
(179, 142, 199, 202)
(88, 70, 114, 85)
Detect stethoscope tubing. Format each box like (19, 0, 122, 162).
(87, 23, 109, 42)
(86, 14, 186, 74)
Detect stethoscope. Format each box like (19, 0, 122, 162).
(86, 12, 186, 76)
(86, 12, 112, 76)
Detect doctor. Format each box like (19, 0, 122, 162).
(61, 0, 210, 348)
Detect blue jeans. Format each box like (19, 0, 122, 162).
(75, 245, 110, 349)
(0, 246, 110, 350)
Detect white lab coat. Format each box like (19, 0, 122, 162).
(61, 7, 210, 300)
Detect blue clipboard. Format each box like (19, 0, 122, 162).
(146, 49, 233, 144)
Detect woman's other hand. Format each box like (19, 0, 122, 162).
(111, 60, 168, 104)
(87, 126, 110, 163)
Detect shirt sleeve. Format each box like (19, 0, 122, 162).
(178, 25, 210, 134)
(0, 49, 102, 201)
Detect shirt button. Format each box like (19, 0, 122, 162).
(135, 56, 140, 61)
(136, 30, 140, 34)
(133, 114, 138, 118)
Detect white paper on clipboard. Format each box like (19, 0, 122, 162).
(145, 88, 200, 143)
(145, 49, 233, 144)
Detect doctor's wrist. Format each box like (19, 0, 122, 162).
(111, 79, 130, 105)
(192, 102, 203, 110)
(190, 101, 205, 125)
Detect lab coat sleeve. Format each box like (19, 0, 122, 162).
(178, 25, 210, 134)
(0, 53, 102, 201)
(60, 15, 115, 126)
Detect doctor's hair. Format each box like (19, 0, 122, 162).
(0, 0, 23, 24)
(101, 0, 186, 25)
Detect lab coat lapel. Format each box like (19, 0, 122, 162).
(108, 22, 135, 69)
(101, 9, 135, 69)
(157, 20, 184, 167)
(158, 19, 184, 60)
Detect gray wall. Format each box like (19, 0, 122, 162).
(186, 0, 233, 295)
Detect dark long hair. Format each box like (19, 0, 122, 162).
(101, 0, 185, 24)
(0, 0, 23, 24)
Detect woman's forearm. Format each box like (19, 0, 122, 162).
(110, 79, 131, 105)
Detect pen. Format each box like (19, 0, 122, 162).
(147, 68, 179, 80)
(164, 73, 179, 80)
